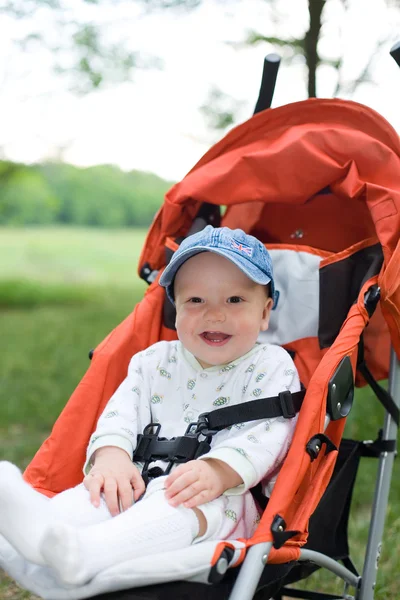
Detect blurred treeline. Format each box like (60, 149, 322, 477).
(0, 161, 174, 227)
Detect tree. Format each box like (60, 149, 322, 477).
(2, 0, 399, 121)
(199, 0, 400, 129)
(0, 163, 58, 225)
(3, 0, 400, 101)
(1, 0, 399, 177)
(0, 0, 200, 95)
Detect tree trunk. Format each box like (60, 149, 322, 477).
(305, 0, 326, 97)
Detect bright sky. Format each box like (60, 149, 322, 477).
(1, 0, 400, 181)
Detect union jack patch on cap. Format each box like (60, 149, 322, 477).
(231, 238, 253, 257)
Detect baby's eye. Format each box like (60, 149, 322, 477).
(189, 297, 203, 303)
(227, 296, 243, 304)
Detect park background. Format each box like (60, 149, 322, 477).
(1, 0, 400, 598)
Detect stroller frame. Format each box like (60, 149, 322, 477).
(230, 350, 399, 600)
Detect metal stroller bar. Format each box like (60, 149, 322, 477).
(228, 541, 361, 598)
(253, 53, 281, 114)
(296, 550, 360, 589)
(359, 349, 400, 600)
(229, 542, 273, 600)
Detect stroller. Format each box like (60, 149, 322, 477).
(20, 45, 400, 600)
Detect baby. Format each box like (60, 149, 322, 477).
(0, 225, 300, 588)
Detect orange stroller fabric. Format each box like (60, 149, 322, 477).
(24, 99, 400, 564)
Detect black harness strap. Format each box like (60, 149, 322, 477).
(357, 337, 399, 426)
(204, 389, 305, 432)
(361, 431, 398, 457)
(358, 360, 399, 426)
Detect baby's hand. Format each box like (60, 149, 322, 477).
(164, 459, 242, 508)
(84, 446, 145, 516)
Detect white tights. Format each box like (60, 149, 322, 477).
(0, 461, 258, 587)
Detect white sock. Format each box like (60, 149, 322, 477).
(0, 462, 52, 565)
(40, 486, 200, 586)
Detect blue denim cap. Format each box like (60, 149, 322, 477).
(159, 226, 276, 305)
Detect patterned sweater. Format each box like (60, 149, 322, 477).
(85, 341, 300, 495)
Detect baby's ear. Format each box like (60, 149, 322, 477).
(260, 297, 273, 331)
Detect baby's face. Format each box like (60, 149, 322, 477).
(174, 252, 273, 368)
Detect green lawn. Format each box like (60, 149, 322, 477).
(0, 227, 398, 599)
(0, 227, 147, 599)
(0, 226, 147, 287)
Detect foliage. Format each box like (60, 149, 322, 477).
(0, 279, 92, 308)
(0, 165, 58, 225)
(200, 0, 400, 129)
(1, 0, 141, 94)
(200, 87, 245, 130)
(1, 0, 199, 95)
(0, 161, 173, 227)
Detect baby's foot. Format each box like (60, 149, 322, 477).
(40, 523, 89, 586)
(0, 462, 49, 564)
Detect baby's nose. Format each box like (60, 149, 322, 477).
(205, 307, 226, 322)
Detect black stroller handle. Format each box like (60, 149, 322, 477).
(390, 41, 400, 67)
(253, 53, 281, 115)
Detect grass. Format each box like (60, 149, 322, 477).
(0, 226, 399, 599)
(0, 227, 147, 599)
(0, 226, 147, 287)
(0, 288, 141, 463)
(0, 279, 92, 309)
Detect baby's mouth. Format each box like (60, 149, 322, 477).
(200, 331, 232, 345)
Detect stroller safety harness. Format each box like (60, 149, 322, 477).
(134, 389, 306, 483)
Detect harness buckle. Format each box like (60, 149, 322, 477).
(134, 415, 220, 486)
(278, 391, 296, 419)
(135, 423, 162, 461)
(195, 412, 219, 438)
